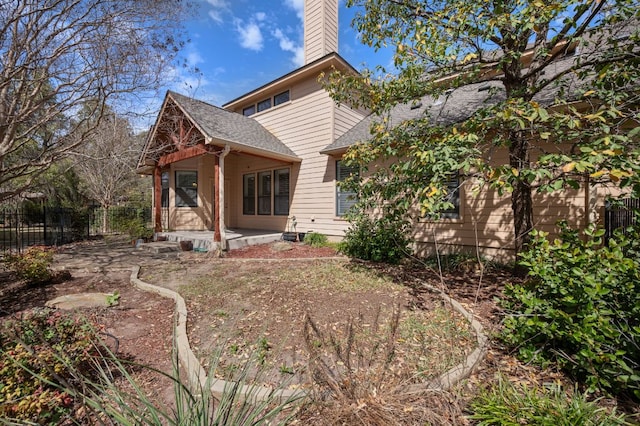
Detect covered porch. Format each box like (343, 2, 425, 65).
(157, 228, 283, 252)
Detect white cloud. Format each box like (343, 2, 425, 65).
(255, 12, 266, 22)
(283, 0, 304, 21)
(273, 28, 304, 67)
(236, 19, 264, 51)
(207, 0, 230, 24)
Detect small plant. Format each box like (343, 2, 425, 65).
(106, 291, 120, 307)
(279, 364, 294, 375)
(3, 245, 54, 284)
(257, 337, 271, 366)
(0, 308, 98, 424)
(339, 214, 412, 263)
(469, 376, 628, 425)
(304, 232, 328, 247)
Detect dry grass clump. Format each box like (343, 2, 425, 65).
(296, 307, 465, 425)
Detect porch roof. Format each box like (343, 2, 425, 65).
(168, 91, 300, 162)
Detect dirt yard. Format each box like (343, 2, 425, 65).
(0, 237, 579, 423)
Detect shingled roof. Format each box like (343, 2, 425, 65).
(167, 91, 299, 161)
(320, 52, 585, 155)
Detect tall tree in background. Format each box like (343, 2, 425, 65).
(0, 0, 192, 202)
(326, 0, 640, 256)
(72, 106, 141, 231)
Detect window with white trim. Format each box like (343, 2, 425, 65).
(175, 171, 198, 207)
(274, 168, 290, 215)
(243, 173, 256, 215)
(336, 160, 358, 216)
(242, 90, 290, 116)
(258, 171, 272, 215)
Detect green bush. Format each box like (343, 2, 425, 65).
(469, 376, 627, 425)
(500, 223, 640, 400)
(339, 215, 412, 264)
(303, 232, 328, 247)
(0, 308, 97, 424)
(3, 246, 54, 284)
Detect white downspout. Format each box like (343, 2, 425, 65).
(219, 145, 231, 249)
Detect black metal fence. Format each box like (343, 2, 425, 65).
(604, 198, 640, 242)
(0, 205, 151, 252)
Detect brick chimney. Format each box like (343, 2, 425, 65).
(304, 0, 339, 64)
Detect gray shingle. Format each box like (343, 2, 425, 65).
(168, 91, 299, 160)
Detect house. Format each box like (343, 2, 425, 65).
(137, 0, 368, 250)
(137, 0, 635, 259)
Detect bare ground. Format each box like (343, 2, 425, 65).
(2, 237, 631, 424)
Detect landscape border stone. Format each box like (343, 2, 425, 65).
(129, 261, 488, 401)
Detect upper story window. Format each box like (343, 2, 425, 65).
(242, 90, 290, 116)
(242, 105, 255, 116)
(274, 91, 290, 106)
(257, 98, 271, 112)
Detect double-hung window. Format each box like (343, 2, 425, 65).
(274, 168, 290, 215)
(175, 171, 197, 207)
(243, 174, 256, 215)
(336, 160, 358, 216)
(258, 171, 272, 215)
(440, 174, 461, 219)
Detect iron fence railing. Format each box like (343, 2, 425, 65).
(0, 205, 151, 252)
(604, 198, 640, 242)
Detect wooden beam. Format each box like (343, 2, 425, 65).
(157, 145, 219, 168)
(153, 167, 163, 232)
(214, 155, 221, 242)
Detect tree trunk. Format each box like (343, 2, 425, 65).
(509, 130, 534, 271)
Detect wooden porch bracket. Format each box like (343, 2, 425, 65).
(158, 144, 220, 168)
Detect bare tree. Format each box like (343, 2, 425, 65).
(0, 0, 192, 202)
(72, 108, 140, 230)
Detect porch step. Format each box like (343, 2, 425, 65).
(138, 241, 181, 254)
(227, 233, 282, 250)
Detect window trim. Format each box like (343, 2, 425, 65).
(274, 168, 290, 216)
(175, 170, 198, 208)
(257, 171, 272, 215)
(241, 90, 290, 116)
(336, 160, 358, 217)
(243, 173, 256, 215)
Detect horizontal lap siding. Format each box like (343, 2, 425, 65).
(252, 75, 366, 236)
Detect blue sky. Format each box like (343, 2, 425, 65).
(164, 0, 392, 108)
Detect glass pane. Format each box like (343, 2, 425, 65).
(274, 90, 290, 106)
(257, 98, 271, 112)
(175, 171, 197, 207)
(243, 174, 255, 215)
(243, 105, 255, 116)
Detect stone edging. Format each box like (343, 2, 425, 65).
(129, 265, 487, 399)
(129, 266, 302, 401)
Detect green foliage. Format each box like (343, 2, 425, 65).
(469, 376, 628, 425)
(123, 216, 154, 240)
(3, 246, 54, 284)
(339, 214, 411, 263)
(303, 232, 328, 247)
(500, 223, 640, 399)
(326, 0, 640, 255)
(0, 308, 97, 424)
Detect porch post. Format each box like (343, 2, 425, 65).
(153, 166, 162, 233)
(219, 145, 231, 248)
(214, 156, 221, 243)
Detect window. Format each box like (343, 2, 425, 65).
(243, 105, 255, 116)
(243, 173, 256, 215)
(257, 98, 271, 112)
(440, 174, 461, 219)
(274, 168, 290, 215)
(258, 171, 272, 215)
(161, 171, 169, 208)
(274, 90, 290, 106)
(242, 90, 290, 116)
(175, 171, 197, 207)
(336, 160, 358, 216)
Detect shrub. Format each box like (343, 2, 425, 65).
(0, 308, 97, 424)
(339, 215, 412, 264)
(304, 232, 328, 247)
(500, 223, 640, 400)
(469, 376, 628, 425)
(3, 246, 54, 284)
